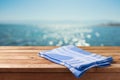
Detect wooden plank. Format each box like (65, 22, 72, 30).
(0, 72, 76, 80)
(0, 54, 118, 64)
(0, 46, 120, 80)
(0, 52, 119, 56)
(0, 47, 120, 72)
(0, 63, 120, 72)
(0, 72, 120, 80)
(80, 72, 120, 80)
(0, 49, 120, 53)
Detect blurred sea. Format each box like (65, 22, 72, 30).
(0, 23, 120, 46)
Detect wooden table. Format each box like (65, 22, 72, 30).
(0, 46, 120, 80)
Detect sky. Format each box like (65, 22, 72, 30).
(0, 0, 120, 23)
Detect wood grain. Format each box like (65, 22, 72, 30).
(0, 46, 120, 80)
(0, 72, 120, 80)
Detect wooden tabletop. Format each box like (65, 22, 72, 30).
(0, 46, 120, 73)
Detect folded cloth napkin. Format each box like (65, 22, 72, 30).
(38, 45, 113, 78)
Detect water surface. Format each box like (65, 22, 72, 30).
(0, 24, 120, 46)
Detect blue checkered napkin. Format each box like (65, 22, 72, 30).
(39, 45, 113, 78)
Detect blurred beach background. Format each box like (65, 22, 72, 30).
(0, 0, 120, 46)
